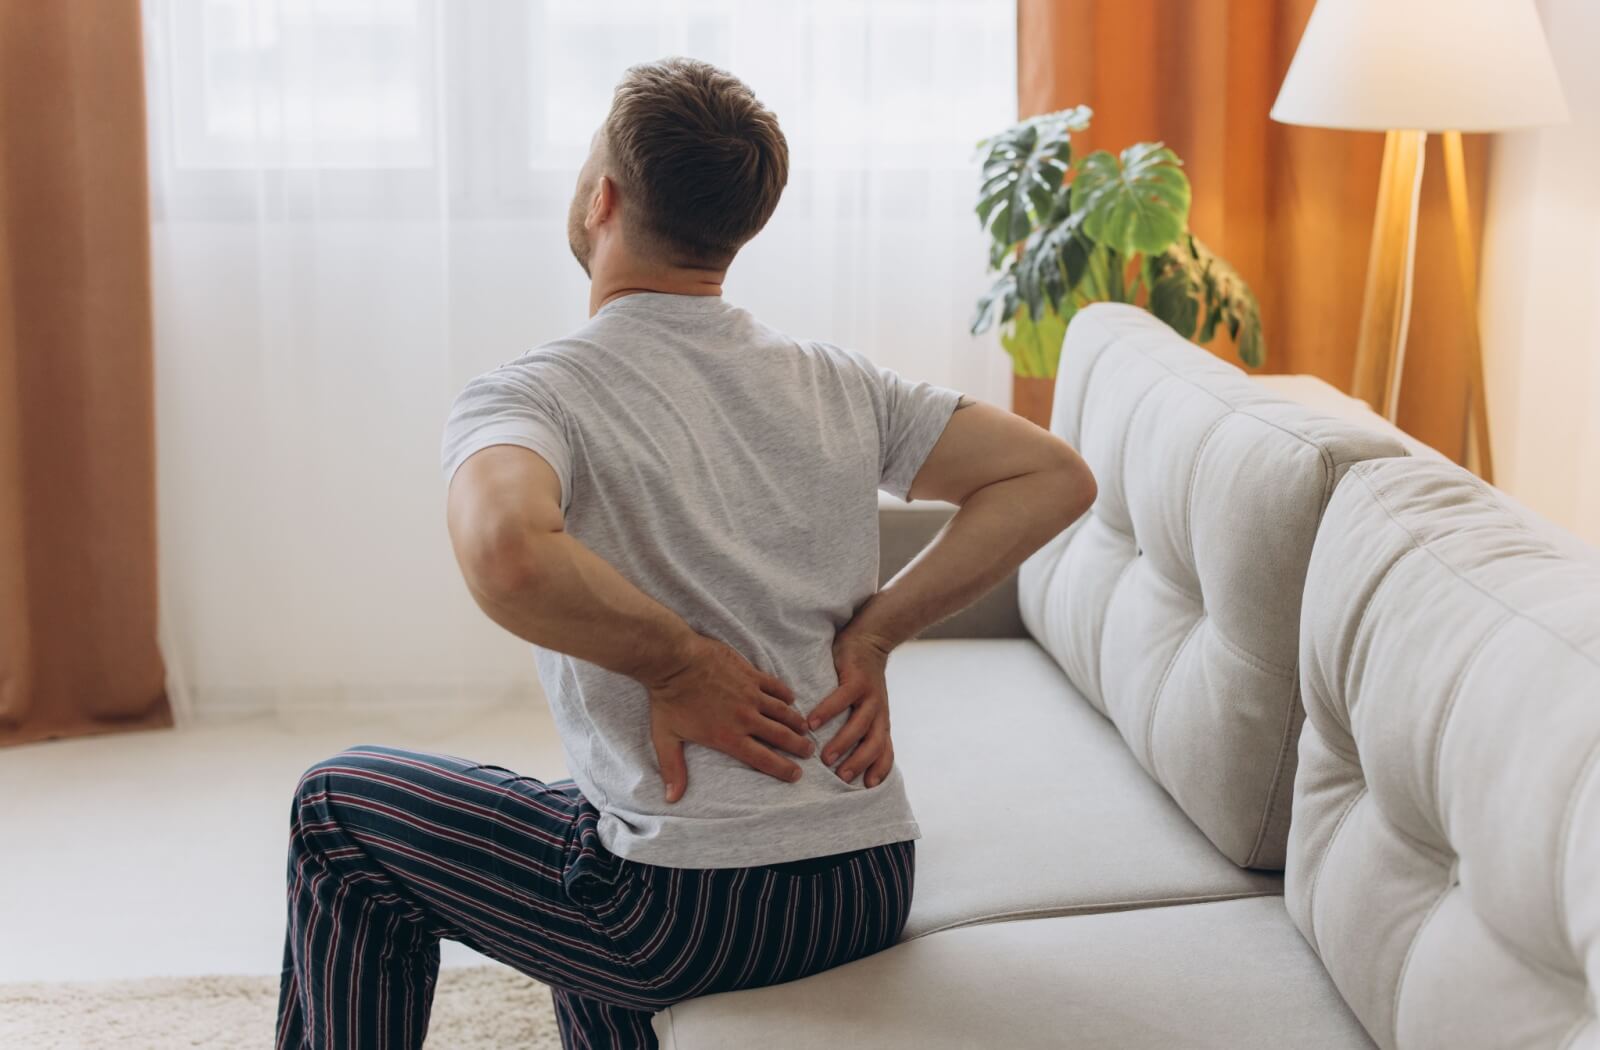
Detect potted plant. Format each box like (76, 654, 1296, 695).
(972, 106, 1265, 425)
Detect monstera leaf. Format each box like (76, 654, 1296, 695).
(970, 269, 1018, 336)
(971, 214, 1090, 336)
(975, 106, 1091, 250)
(1014, 210, 1090, 322)
(1146, 234, 1266, 368)
(1070, 143, 1191, 259)
(1148, 269, 1200, 340)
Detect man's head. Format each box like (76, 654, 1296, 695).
(567, 58, 789, 279)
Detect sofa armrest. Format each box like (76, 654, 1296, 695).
(876, 491, 1026, 639)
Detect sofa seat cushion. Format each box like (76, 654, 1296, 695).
(1289, 458, 1600, 1049)
(1023, 305, 1406, 869)
(653, 896, 1374, 1049)
(889, 639, 1279, 939)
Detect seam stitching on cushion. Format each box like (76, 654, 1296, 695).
(1352, 465, 1600, 672)
(1316, 444, 1338, 515)
(1247, 677, 1303, 868)
(903, 888, 1281, 940)
(1209, 623, 1296, 679)
(1470, 896, 1591, 990)
(1183, 413, 1230, 573)
(1114, 378, 1166, 539)
(1091, 516, 1136, 541)
(1316, 733, 1362, 769)
(1083, 358, 1161, 708)
(1144, 615, 1207, 784)
(1070, 324, 1115, 446)
(1391, 880, 1455, 1045)
(1556, 739, 1600, 959)
(1092, 548, 1144, 707)
(1340, 544, 1426, 723)
(1143, 557, 1204, 606)
(1376, 809, 1458, 868)
(1303, 784, 1368, 951)
(1429, 616, 1509, 842)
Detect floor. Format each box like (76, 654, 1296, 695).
(0, 701, 568, 983)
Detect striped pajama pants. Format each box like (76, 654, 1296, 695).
(275, 744, 916, 1049)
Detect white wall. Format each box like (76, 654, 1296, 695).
(1479, 0, 1600, 547)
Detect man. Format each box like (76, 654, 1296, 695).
(276, 58, 1094, 1049)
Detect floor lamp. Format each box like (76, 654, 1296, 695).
(1270, 0, 1567, 483)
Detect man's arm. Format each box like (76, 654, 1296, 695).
(852, 395, 1095, 645)
(449, 445, 694, 680)
(809, 396, 1096, 786)
(447, 445, 813, 802)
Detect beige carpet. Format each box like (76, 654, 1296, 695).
(0, 965, 565, 1049)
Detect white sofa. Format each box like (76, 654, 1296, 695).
(654, 305, 1600, 1049)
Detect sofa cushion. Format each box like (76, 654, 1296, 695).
(890, 639, 1279, 939)
(1288, 458, 1600, 1049)
(653, 896, 1374, 1049)
(1253, 373, 1600, 570)
(1020, 304, 1405, 868)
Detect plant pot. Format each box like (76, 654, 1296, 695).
(1011, 374, 1055, 429)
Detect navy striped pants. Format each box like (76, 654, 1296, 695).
(275, 744, 916, 1048)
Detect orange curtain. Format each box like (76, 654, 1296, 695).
(1019, 0, 1486, 461)
(0, 0, 170, 746)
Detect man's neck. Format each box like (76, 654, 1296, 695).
(588, 266, 726, 317)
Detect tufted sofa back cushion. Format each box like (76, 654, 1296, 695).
(1018, 305, 1405, 869)
(1288, 458, 1600, 1049)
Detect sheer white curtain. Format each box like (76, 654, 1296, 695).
(142, 0, 1017, 723)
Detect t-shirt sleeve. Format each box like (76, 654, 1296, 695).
(834, 347, 965, 502)
(440, 361, 573, 511)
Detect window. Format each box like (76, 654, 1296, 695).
(161, 0, 437, 169)
(143, 0, 1019, 710)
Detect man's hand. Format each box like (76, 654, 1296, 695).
(646, 634, 815, 803)
(807, 629, 895, 789)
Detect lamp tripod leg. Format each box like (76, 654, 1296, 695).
(1352, 129, 1426, 425)
(1442, 130, 1494, 484)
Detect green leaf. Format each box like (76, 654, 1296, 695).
(1014, 211, 1088, 320)
(1148, 272, 1199, 338)
(971, 270, 1017, 336)
(1061, 228, 1091, 293)
(974, 107, 1092, 257)
(988, 237, 1013, 270)
(1237, 316, 1265, 369)
(1070, 143, 1191, 259)
(1145, 233, 1266, 367)
(999, 301, 1071, 379)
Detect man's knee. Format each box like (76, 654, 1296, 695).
(292, 743, 391, 809)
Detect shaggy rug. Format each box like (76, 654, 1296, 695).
(0, 965, 565, 1049)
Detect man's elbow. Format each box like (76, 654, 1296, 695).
(454, 519, 549, 608)
(1041, 447, 1097, 529)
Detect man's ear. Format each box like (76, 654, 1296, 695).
(586, 175, 616, 230)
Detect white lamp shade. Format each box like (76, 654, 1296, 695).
(1271, 0, 1569, 132)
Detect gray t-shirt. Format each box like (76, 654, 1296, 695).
(441, 291, 962, 869)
